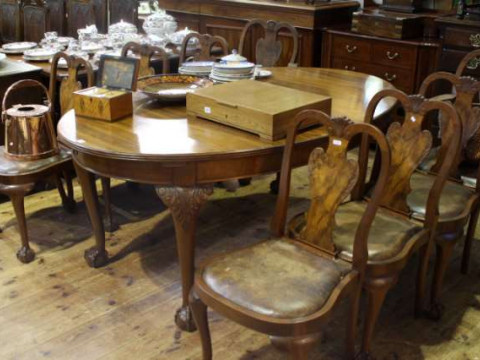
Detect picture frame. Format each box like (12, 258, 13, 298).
(97, 55, 140, 91)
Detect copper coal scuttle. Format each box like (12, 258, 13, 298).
(2, 80, 58, 161)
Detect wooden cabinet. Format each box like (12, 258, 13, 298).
(322, 29, 439, 93)
(436, 15, 480, 77)
(159, 0, 359, 67)
(1, 0, 24, 43)
(46, 0, 66, 35)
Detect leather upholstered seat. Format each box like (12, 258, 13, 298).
(203, 240, 351, 319)
(289, 201, 423, 262)
(408, 172, 474, 221)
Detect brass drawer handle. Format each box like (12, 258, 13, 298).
(345, 45, 357, 53)
(344, 65, 356, 71)
(470, 34, 480, 48)
(386, 51, 399, 60)
(384, 72, 397, 82)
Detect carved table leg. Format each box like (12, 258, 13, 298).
(73, 161, 108, 268)
(156, 185, 213, 332)
(0, 183, 35, 263)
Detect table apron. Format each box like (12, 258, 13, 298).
(72, 138, 326, 187)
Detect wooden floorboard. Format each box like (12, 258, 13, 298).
(1, 169, 480, 359)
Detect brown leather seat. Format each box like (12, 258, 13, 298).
(408, 172, 474, 221)
(289, 201, 423, 262)
(203, 240, 351, 319)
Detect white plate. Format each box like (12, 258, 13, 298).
(0, 53, 6, 62)
(81, 44, 105, 53)
(255, 69, 272, 79)
(57, 37, 74, 46)
(214, 61, 255, 70)
(23, 48, 57, 61)
(1, 42, 37, 54)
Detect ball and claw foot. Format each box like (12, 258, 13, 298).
(62, 198, 77, 214)
(175, 306, 197, 332)
(424, 302, 445, 321)
(84, 247, 109, 268)
(17, 246, 35, 263)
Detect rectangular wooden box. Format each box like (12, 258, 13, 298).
(73, 87, 133, 121)
(351, 10, 424, 39)
(186, 80, 331, 140)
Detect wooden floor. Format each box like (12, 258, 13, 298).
(1, 168, 480, 359)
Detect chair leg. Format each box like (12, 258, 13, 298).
(2, 184, 36, 263)
(415, 241, 433, 317)
(100, 177, 115, 232)
(361, 276, 396, 357)
(462, 207, 480, 274)
(346, 285, 362, 359)
(189, 289, 212, 360)
(271, 334, 319, 360)
(270, 172, 280, 194)
(55, 173, 76, 213)
(428, 240, 457, 320)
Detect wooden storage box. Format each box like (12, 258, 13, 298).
(186, 80, 331, 140)
(352, 10, 424, 39)
(73, 87, 133, 121)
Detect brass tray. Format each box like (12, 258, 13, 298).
(137, 74, 214, 101)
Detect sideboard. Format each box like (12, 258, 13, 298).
(158, 0, 360, 67)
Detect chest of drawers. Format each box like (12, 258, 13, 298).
(436, 15, 480, 76)
(322, 29, 439, 94)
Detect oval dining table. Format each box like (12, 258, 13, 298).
(57, 67, 396, 332)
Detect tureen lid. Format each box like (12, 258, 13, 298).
(221, 50, 247, 63)
(108, 20, 138, 34)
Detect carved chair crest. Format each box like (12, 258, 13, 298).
(239, 19, 299, 67)
(419, 71, 480, 174)
(363, 89, 461, 224)
(121, 42, 169, 78)
(49, 52, 94, 116)
(271, 110, 391, 271)
(179, 33, 229, 64)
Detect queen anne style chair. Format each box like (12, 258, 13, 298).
(238, 19, 299, 67)
(190, 110, 392, 359)
(50, 52, 114, 232)
(288, 90, 461, 357)
(121, 42, 170, 78)
(178, 33, 229, 64)
(405, 70, 480, 317)
(0, 79, 76, 263)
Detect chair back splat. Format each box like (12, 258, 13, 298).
(49, 52, 94, 117)
(271, 110, 391, 273)
(361, 89, 462, 229)
(179, 33, 229, 64)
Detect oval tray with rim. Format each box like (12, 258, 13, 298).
(137, 74, 214, 101)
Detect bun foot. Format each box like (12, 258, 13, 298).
(175, 306, 197, 332)
(424, 302, 445, 321)
(84, 247, 109, 268)
(17, 246, 35, 263)
(62, 198, 77, 214)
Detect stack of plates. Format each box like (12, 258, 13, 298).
(23, 48, 57, 61)
(179, 61, 214, 76)
(209, 62, 255, 83)
(1, 42, 37, 54)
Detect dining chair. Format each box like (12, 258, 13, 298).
(121, 42, 170, 78)
(238, 19, 299, 67)
(411, 71, 480, 316)
(179, 33, 229, 64)
(23, 0, 49, 43)
(289, 90, 461, 357)
(50, 52, 114, 232)
(190, 110, 392, 359)
(0, 79, 76, 263)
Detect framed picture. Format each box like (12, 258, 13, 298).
(97, 55, 140, 91)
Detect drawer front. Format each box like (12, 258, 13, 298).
(444, 27, 480, 50)
(372, 42, 416, 69)
(331, 58, 371, 73)
(332, 35, 372, 62)
(438, 48, 480, 77)
(369, 65, 414, 93)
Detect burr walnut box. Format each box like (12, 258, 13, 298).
(351, 10, 424, 39)
(186, 80, 332, 140)
(73, 87, 133, 121)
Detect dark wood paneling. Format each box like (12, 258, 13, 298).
(109, 0, 137, 26)
(23, 2, 49, 43)
(92, 0, 106, 32)
(66, 0, 95, 36)
(1, 0, 23, 43)
(46, 0, 66, 35)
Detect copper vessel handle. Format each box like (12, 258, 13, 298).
(2, 79, 53, 120)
